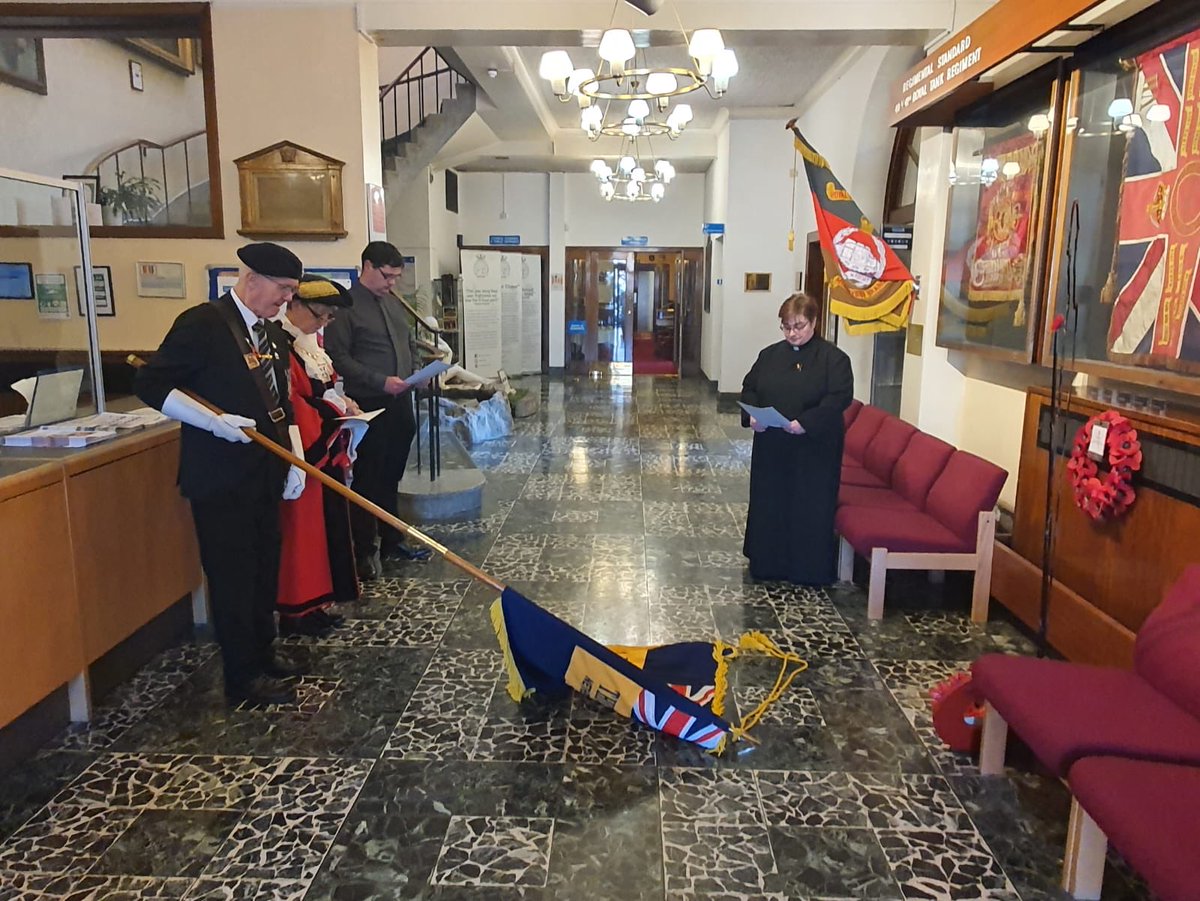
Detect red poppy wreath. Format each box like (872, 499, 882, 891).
(1066, 411, 1142, 521)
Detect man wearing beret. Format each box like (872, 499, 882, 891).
(136, 242, 308, 707)
(324, 241, 431, 579)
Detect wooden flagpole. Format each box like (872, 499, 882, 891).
(126, 355, 505, 593)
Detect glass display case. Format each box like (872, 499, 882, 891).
(936, 79, 1059, 361)
(0, 168, 105, 429)
(1045, 19, 1200, 384)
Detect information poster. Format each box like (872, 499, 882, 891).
(459, 249, 503, 376)
(499, 253, 523, 373)
(34, 273, 69, 319)
(520, 253, 543, 374)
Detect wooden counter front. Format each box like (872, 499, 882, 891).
(61, 427, 201, 663)
(0, 462, 86, 728)
(0, 426, 201, 730)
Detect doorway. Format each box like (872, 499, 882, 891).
(565, 247, 703, 378)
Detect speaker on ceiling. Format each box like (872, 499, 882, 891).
(622, 0, 663, 13)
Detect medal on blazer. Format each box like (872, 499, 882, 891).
(244, 352, 261, 370)
(794, 362, 803, 371)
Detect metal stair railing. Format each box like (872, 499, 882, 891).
(85, 130, 208, 225)
(379, 47, 471, 150)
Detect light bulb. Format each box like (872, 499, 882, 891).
(600, 182, 615, 201)
(599, 29, 635, 67)
(1002, 161, 1021, 177)
(688, 29, 724, 75)
(1027, 113, 1050, 134)
(626, 180, 640, 198)
(981, 157, 999, 173)
(651, 183, 665, 201)
(1118, 113, 1143, 133)
(590, 159, 607, 177)
(539, 50, 574, 96)
(672, 103, 693, 124)
(654, 159, 670, 177)
(1147, 103, 1171, 123)
(1108, 97, 1134, 118)
(646, 72, 677, 95)
(618, 156, 635, 175)
(568, 67, 595, 105)
(621, 118, 641, 136)
(631, 166, 646, 183)
(628, 99, 650, 120)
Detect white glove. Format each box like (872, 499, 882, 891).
(162, 389, 253, 443)
(282, 424, 307, 500)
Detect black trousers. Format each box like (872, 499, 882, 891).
(191, 479, 281, 690)
(351, 392, 416, 555)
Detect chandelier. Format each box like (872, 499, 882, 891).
(590, 135, 676, 202)
(537, 0, 736, 142)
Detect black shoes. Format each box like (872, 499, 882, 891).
(278, 608, 345, 638)
(225, 676, 296, 707)
(382, 541, 432, 562)
(356, 553, 382, 581)
(262, 652, 307, 678)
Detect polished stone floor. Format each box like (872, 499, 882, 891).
(0, 376, 1152, 900)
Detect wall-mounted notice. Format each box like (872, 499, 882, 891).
(459, 249, 503, 376)
(499, 253, 523, 373)
(520, 253, 543, 374)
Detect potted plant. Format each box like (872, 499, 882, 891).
(97, 173, 161, 226)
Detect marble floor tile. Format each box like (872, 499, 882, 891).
(0, 375, 1156, 901)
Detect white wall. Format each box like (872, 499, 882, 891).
(717, 118, 802, 394)
(563, 173, 705, 248)
(458, 172, 549, 246)
(1, 38, 205, 184)
(701, 121, 730, 382)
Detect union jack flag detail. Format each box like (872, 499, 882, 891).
(1106, 28, 1200, 371)
(634, 689, 726, 750)
(668, 683, 716, 707)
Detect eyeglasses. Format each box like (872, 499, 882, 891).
(377, 267, 403, 282)
(263, 274, 299, 294)
(780, 320, 812, 334)
(302, 302, 336, 322)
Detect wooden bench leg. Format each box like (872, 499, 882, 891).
(867, 548, 887, 620)
(978, 701, 1007, 775)
(970, 511, 996, 624)
(1062, 797, 1106, 900)
(838, 536, 854, 582)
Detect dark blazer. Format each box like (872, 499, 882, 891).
(135, 294, 292, 500)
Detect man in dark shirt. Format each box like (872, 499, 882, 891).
(324, 242, 431, 578)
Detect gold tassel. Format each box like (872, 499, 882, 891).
(489, 598, 533, 703)
(727, 631, 809, 746)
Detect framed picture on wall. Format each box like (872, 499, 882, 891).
(123, 37, 195, 75)
(744, 272, 772, 292)
(75, 265, 115, 317)
(0, 37, 47, 95)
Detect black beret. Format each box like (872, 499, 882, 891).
(296, 274, 353, 308)
(237, 242, 302, 280)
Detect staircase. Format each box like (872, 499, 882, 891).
(380, 48, 476, 195)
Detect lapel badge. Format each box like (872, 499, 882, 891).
(244, 352, 261, 370)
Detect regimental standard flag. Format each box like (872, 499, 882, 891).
(1104, 26, 1200, 373)
(490, 587, 804, 753)
(790, 123, 916, 335)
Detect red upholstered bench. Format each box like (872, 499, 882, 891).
(836, 411, 1007, 621)
(1062, 757, 1200, 901)
(971, 565, 1200, 778)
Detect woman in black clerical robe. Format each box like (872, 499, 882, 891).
(741, 293, 853, 585)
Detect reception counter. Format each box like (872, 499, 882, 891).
(0, 425, 201, 730)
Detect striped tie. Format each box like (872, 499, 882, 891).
(253, 320, 281, 407)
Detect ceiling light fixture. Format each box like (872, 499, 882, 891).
(591, 135, 675, 202)
(539, 0, 735, 142)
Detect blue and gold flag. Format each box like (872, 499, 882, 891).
(491, 587, 805, 753)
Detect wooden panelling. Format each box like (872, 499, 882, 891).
(1002, 388, 1200, 662)
(991, 542, 1136, 667)
(64, 430, 200, 662)
(0, 469, 85, 727)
